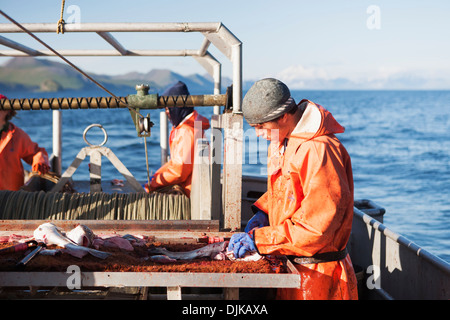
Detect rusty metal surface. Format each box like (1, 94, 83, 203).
(0, 268, 301, 289)
(0, 220, 223, 242)
(221, 112, 243, 231)
(0, 219, 219, 231)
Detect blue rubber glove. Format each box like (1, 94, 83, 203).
(228, 233, 257, 258)
(244, 210, 269, 233)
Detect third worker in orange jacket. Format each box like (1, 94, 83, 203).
(0, 94, 50, 191)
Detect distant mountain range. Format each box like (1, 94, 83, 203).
(2, 57, 447, 95)
(0, 57, 243, 96)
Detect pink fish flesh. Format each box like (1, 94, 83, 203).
(92, 236, 134, 251)
(0, 234, 33, 244)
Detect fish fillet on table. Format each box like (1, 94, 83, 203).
(66, 224, 95, 247)
(148, 241, 263, 263)
(148, 241, 229, 261)
(33, 222, 111, 259)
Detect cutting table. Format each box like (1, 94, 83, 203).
(0, 220, 301, 300)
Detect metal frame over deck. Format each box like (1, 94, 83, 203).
(0, 21, 244, 231)
(0, 21, 241, 111)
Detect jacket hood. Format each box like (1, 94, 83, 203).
(169, 107, 194, 128)
(290, 99, 344, 140)
(162, 81, 194, 127)
(182, 110, 210, 130)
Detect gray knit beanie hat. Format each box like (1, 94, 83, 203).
(242, 78, 296, 124)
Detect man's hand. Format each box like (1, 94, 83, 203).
(32, 162, 50, 175)
(228, 233, 257, 258)
(143, 175, 155, 193)
(244, 210, 269, 233)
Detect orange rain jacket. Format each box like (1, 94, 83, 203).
(0, 122, 49, 191)
(147, 110, 210, 197)
(253, 100, 358, 300)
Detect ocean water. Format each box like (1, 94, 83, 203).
(7, 89, 450, 263)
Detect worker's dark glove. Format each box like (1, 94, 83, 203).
(228, 233, 257, 258)
(244, 210, 269, 233)
(32, 162, 50, 175)
(143, 175, 155, 193)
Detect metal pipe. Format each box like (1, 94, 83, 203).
(52, 110, 62, 176)
(198, 38, 211, 57)
(211, 24, 242, 113)
(96, 32, 128, 56)
(232, 43, 242, 113)
(0, 49, 204, 57)
(0, 22, 222, 33)
(0, 94, 228, 110)
(0, 35, 39, 56)
(193, 53, 222, 114)
(0, 96, 126, 110)
(158, 94, 226, 108)
(213, 60, 222, 115)
(160, 111, 168, 165)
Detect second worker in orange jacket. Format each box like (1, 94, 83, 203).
(144, 81, 210, 197)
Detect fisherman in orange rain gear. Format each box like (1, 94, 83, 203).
(228, 78, 358, 300)
(0, 94, 50, 191)
(144, 81, 210, 198)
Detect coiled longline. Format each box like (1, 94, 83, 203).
(0, 190, 190, 220)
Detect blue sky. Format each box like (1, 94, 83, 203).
(1, 0, 450, 89)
